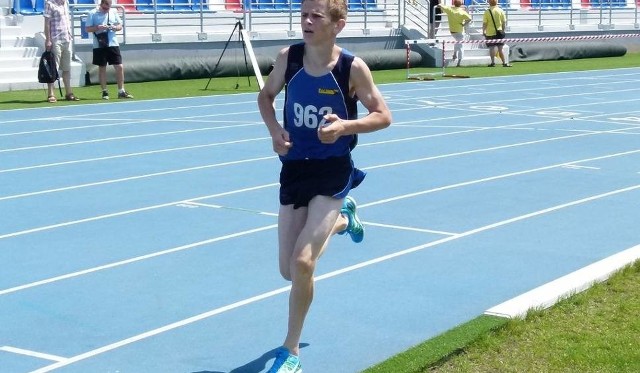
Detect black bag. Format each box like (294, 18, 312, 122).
(95, 32, 109, 48)
(37, 50, 59, 84)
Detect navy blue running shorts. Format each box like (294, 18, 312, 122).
(279, 155, 366, 209)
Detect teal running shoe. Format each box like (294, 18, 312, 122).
(340, 196, 364, 243)
(268, 347, 302, 373)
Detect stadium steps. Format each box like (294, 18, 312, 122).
(0, 9, 85, 92)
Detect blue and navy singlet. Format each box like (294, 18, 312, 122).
(281, 43, 358, 161)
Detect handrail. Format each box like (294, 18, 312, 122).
(61, 0, 638, 47)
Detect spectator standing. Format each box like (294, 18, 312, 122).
(438, 0, 471, 67)
(43, 0, 80, 102)
(85, 0, 133, 100)
(482, 0, 512, 67)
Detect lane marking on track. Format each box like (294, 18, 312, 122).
(0, 346, 67, 362)
(28, 182, 640, 373)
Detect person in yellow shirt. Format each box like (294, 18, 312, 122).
(482, 0, 512, 67)
(438, 0, 471, 67)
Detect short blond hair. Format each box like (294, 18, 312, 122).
(302, 0, 348, 22)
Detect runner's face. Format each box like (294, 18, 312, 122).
(300, 0, 336, 44)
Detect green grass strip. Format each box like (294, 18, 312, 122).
(2, 53, 639, 110)
(363, 315, 508, 373)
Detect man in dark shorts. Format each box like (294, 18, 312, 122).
(85, 0, 133, 100)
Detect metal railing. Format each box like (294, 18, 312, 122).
(66, 0, 400, 43)
(63, 0, 638, 47)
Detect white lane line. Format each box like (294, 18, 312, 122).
(0, 137, 270, 174)
(1, 149, 638, 296)
(2, 147, 636, 241)
(363, 129, 629, 171)
(0, 346, 67, 362)
(181, 201, 279, 217)
(0, 156, 275, 202)
(0, 224, 277, 297)
(0, 99, 260, 126)
(29, 285, 293, 373)
(28, 182, 640, 373)
(0, 124, 264, 153)
(561, 164, 600, 170)
(0, 124, 630, 202)
(0, 182, 278, 240)
(362, 148, 640, 208)
(485, 244, 640, 319)
(364, 222, 458, 236)
(0, 119, 259, 138)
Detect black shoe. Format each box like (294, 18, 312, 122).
(503, 63, 513, 67)
(118, 91, 134, 99)
(102, 90, 109, 100)
(488, 63, 495, 67)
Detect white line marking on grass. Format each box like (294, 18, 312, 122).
(0, 346, 67, 362)
(29, 182, 640, 373)
(485, 244, 640, 319)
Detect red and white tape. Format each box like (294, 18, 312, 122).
(406, 33, 640, 45)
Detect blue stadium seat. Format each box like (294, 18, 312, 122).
(348, 0, 364, 9)
(137, 0, 173, 11)
(530, 0, 554, 8)
(244, 0, 260, 10)
(156, 0, 173, 10)
(258, 0, 275, 10)
(34, 0, 45, 12)
(136, 0, 153, 11)
(15, 0, 39, 15)
(191, 0, 209, 10)
(172, 0, 191, 11)
(274, 0, 289, 9)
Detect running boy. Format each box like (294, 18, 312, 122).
(257, 0, 392, 371)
